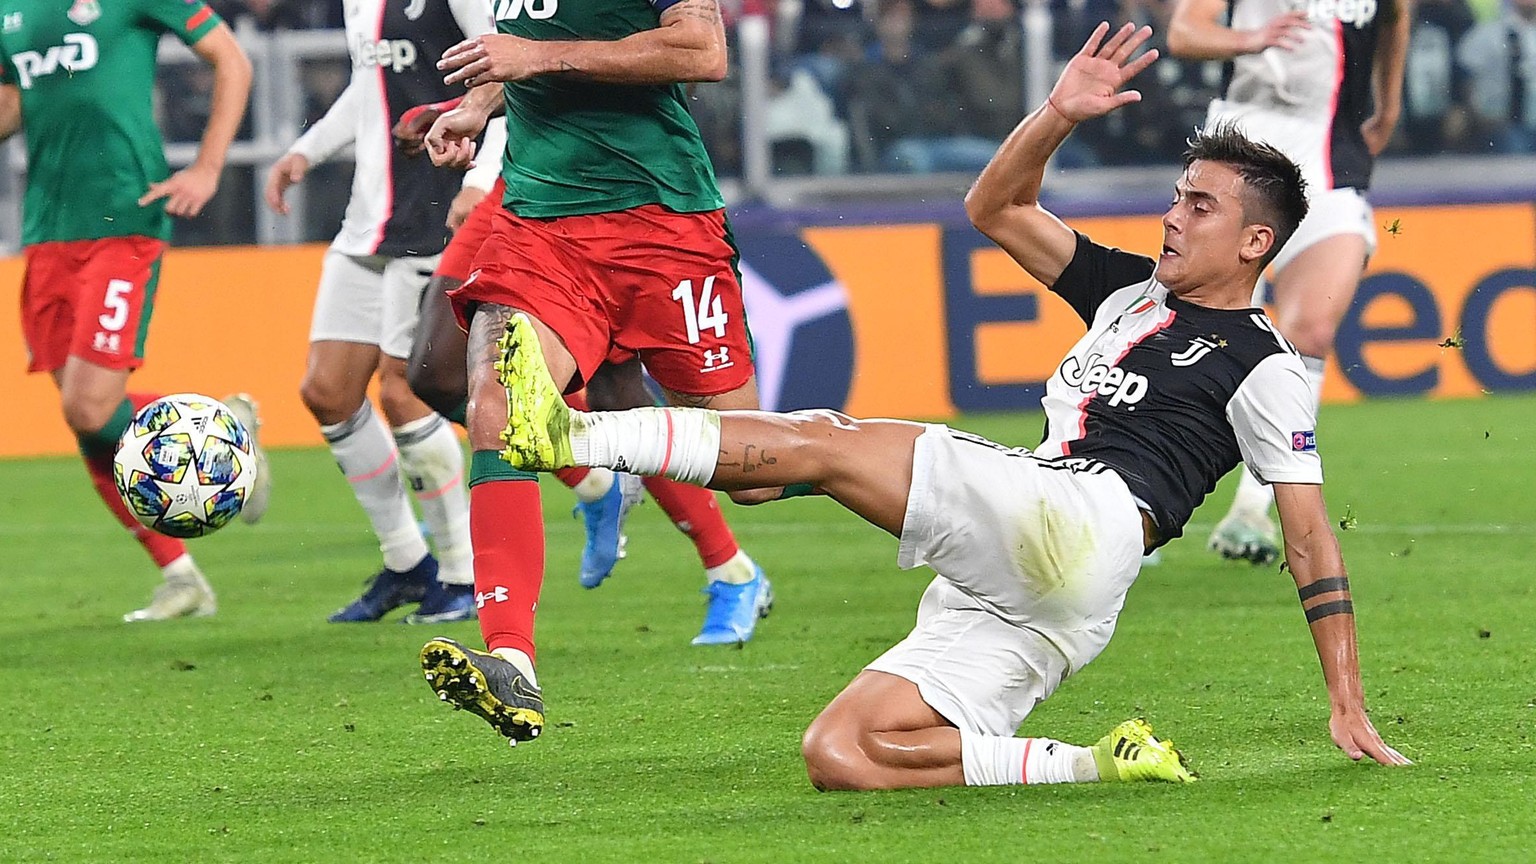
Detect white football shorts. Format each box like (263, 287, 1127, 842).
(308, 251, 442, 359)
(865, 425, 1146, 736)
(1204, 100, 1378, 270)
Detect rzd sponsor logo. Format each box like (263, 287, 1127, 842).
(9, 33, 97, 89)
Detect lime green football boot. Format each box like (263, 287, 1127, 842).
(494, 313, 577, 471)
(1092, 718, 1197, 784)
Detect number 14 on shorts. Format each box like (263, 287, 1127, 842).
(672, 276, 729, 345)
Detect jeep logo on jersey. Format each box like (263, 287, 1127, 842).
(1059, 353, 1150, 407)
(9, 33, 98, 89)
(352, 36, 417, 72)
(494, 0, 557, 21)
(1305, 0, 1377, 28)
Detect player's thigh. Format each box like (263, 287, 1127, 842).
(462, 303, 580, 452)
(301, 340, 382, 422)
(862, 578, 1072, 737)
(56, 357, 133, 433)
(407, 276, 471, 408)
(585, 357, 655, 410)
(1270, 233, 1370, 358)
(379, 254, 440, 361)
(811, 670, 951, 737)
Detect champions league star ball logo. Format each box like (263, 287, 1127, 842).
(736, 236, 854, 412)
(66, 0, 101, 26)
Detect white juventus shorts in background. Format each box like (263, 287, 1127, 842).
(308, 250, 442, 359)
(1204, 100, 1378, 270)
(865, 425, 1146, 737)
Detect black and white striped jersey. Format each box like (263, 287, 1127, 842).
(289, 0, 496, 258)
(1221, 0, 1385, 190)
(1034, 232, 1323, 545)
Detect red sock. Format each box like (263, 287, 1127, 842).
(554, 392, 593, 488)
(83, 452, 187, 568)
(471, 479, 545, 661)
(642, 477, 739, 568)
(554, 466, 590, 487)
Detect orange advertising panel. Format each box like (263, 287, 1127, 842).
(3, 203, 1533, 458)
(0, 245, 330, 458)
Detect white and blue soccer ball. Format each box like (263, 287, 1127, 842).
(112, 393, 258, 538)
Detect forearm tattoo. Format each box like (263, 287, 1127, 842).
(1298, 576, 1353, 624)
(1304, 599, 1355, 624)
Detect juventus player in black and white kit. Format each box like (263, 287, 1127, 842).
(1169, 0, 1411, 564)
(262, 0, 506, 624)
(489, 23, 1410, 790)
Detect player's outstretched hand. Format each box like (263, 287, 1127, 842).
(395, 98, 461, 157)
(138, 162, 221, 219)
(263, 152, 309, 216)
(1047, 22, 1159, 124)
(440, 34, 545, 88)
(425, 106, 487, 170)
(1246, 11, 1310, 54)
(447, 187, 487, 231)
(1330, 709, 1413, 766)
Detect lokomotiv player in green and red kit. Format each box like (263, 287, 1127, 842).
(0, 0, 259, 621)
(414, 0, 772, 744)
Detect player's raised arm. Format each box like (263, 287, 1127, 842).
(438, 0, 727, 88)
(964, 22, 1157, 287)
(1362, 0, 1411, 155)
(1167, 0, 1309, 60)
(1273, 483, 1411, 767)
(138, 23, 252, 218)
(0, 83, 19, 141)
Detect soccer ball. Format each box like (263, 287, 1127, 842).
(112, 394, 258, 538)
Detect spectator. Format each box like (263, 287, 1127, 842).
(1459, 0, 1536, 152)
(1404, 0, 1479, 153)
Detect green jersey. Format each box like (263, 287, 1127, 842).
(0, 0, 222, 244)
(492, 0, 724, 218)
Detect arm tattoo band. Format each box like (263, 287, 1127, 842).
(1297, 576, 1350, 602)
(1304, 599, 1354, 624)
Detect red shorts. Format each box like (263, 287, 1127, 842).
(436, 177, 506, 283)
(450, 204, 754, 397)
(20, 236, 167, 374)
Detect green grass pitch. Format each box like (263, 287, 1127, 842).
(2, 395, 1533, 862)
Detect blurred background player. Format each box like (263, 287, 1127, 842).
(262, 0, 500, 624)
(414, 0, 774, 743)
(396, 100, 772, 645)
(0, 0, 259, 621)
(1169, 0, 1411, 564)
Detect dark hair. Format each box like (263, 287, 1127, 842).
(1183, 123, 1309, 266)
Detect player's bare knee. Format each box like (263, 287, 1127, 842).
(60, 392, 120, 438)
(299, 376, 361, 426)
(801, 711, 880, 792)
(1286, 319, 1335, 360)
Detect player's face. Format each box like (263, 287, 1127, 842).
(1158, 161, 1259, 297)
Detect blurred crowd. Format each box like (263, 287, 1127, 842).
(142, 0, 1536, 242)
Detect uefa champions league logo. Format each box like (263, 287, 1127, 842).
(736, 238, 853, 413)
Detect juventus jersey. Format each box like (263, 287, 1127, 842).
(1222, 0, 1384, 189)
(1034, 233, 1323, 545)
(290, 0, 495, 258)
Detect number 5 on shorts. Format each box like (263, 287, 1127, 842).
(99, 279, 133, 332)
(672, 276, 728, 345)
